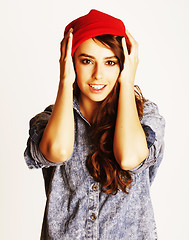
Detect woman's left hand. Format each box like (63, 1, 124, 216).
(118, 30, 139, 86)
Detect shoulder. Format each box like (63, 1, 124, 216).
(29, 105, 54, 128)
(143, 99, 161, 116)
(44, 104, 54, 112)
(142, 99, 165, 124)
(141, 99, 165, 140)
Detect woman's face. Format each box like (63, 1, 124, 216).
(74, 38, 120, 106)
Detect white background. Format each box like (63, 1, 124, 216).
(1, 0, 189, 239)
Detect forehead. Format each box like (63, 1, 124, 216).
(74, 38, 115, 58)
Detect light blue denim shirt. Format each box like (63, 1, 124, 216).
(24, 96, 165, 240)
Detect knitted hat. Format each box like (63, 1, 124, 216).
(64, 9, 127, 56)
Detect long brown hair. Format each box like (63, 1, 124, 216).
(73, 35, 145, 195)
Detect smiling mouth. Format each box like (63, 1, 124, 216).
(89, 84, 106, 90)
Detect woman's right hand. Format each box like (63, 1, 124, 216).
(39, 28, 75, 164)
(59, 28, 75, 84)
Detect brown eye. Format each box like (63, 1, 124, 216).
(81, 59, 92, 64)
(106, 60, 116, 66)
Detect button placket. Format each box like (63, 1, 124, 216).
(92, 184, 98, 191)
(86, 181, 99, 239)
(90, 213, 96, 220)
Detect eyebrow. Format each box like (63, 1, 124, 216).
(78, 53, 117, 60)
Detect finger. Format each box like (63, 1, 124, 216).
(65, 30, 73, 59)
(126, 29, 138, 57)
(60, 28, 73, 61)
(122, 37, 128, 58)
(60, 39, 66, 61)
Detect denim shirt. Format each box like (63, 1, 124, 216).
(24, 97, 165, 240)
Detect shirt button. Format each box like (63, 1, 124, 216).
(92, 184, 97, 191)
(90, 213, 96, 220)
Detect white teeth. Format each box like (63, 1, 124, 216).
(89, 84, 106, 90)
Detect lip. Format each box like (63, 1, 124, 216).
(89, 84, 107, 93)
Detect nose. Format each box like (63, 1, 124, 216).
(92, 63, 102, 80)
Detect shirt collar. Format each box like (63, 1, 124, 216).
(73, 95, 91, 126)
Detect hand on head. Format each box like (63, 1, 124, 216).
(59, 28, 75, 84)
(59, 10, 139, 89)
(118, 30, 139, 86)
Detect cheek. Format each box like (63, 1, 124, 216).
(74, 65, 88, 88)
(74, 62, 81, 76)
(75, 64, 91, 79)
(107, 68, 120, 83)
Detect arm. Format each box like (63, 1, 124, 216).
(39, 29, 75, 163)
(113, 31, 149, 170)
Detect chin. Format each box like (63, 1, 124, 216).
(89, 95, 108, 102)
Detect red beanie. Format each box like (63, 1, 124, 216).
(64, 9, 127, 56)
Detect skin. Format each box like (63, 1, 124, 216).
(39, 29, 75, 163)
(73, 38, 120, 122)
(39, 28, 149, 169)
(113, 35, 149, 169)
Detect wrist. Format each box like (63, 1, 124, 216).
(59, 80, 73, 91)
(119, 80, 134, 89)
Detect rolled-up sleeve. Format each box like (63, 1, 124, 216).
(24, 105, 63, 169)
(129, 99, 165, 184)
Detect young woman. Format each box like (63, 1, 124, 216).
(24, 9, 165, 240)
